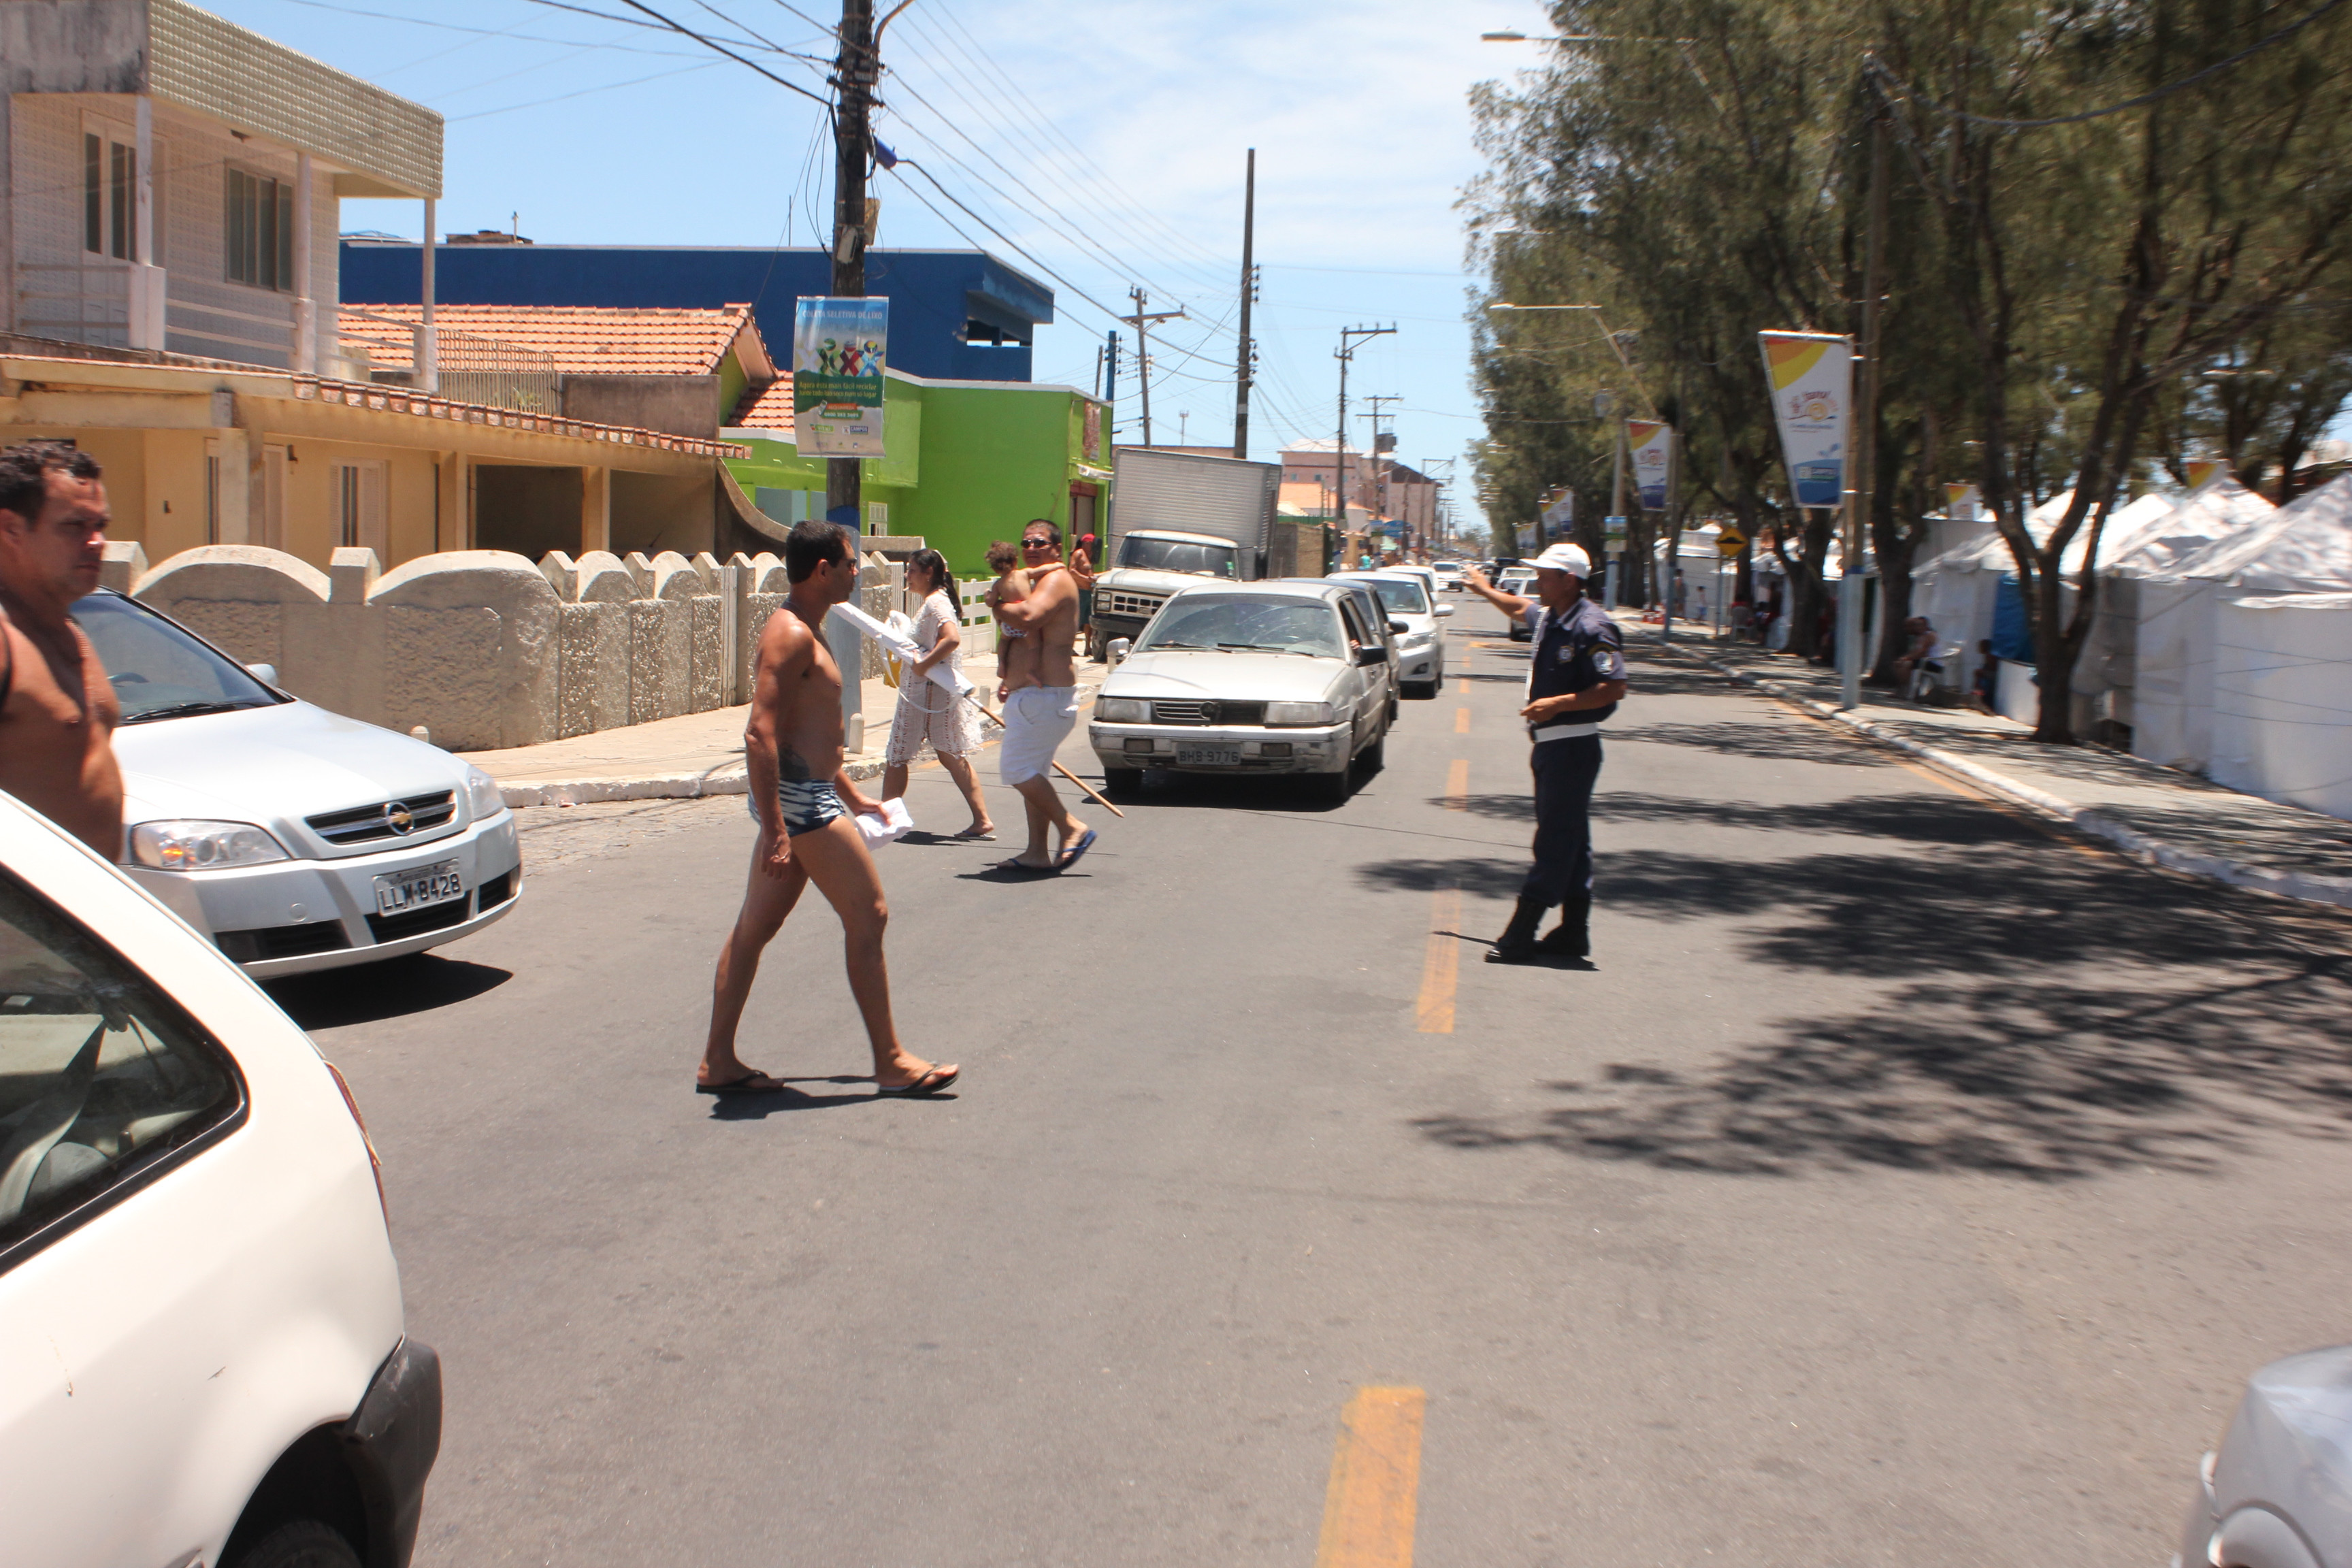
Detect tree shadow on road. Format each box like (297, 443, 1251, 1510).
(1609, 719, 1893, 768)
(1414, 957, 2352, 1179)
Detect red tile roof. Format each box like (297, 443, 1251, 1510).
(729, 376, 795, 433)
(337, 303, 768, 377)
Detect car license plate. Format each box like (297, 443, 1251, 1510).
(1175, 746, 1241, 767)
(374, 858, 464, 915)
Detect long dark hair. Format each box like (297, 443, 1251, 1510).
(908, 548, 957, 606)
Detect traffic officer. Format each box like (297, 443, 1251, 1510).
(1460, 542, 1627, 963)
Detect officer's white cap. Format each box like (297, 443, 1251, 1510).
(1532, 542, 1592, 578)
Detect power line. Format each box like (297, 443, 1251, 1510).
(449, 59, 721, 119)
(1869, 0, 2351, 131)
(563, 0, 834, 108)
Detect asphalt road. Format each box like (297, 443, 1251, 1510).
(280, 593, 2352, 1567)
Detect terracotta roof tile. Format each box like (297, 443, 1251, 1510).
(730, 375, 796, 432)
(337, 303, 765, 377)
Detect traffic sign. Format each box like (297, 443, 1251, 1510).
(1716, 526, 1747, 557)
(1603, 514, 1627, 539)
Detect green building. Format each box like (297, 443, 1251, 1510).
(723, 370, 1113, 579)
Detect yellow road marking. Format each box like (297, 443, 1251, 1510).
(1416, 762, 1471, 1034)
(1416, 883, 1459, 1034)
(1453, 707, 1469, 734)
(1315, 1387, 1427, 1568)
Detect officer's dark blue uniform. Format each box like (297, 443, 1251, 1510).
(1494, 593, 1623, 961)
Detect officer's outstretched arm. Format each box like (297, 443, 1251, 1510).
(1461, 570, 1533, 619)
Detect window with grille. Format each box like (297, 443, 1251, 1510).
(225, 168, 294, 291)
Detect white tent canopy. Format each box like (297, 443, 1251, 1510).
(2131, 474, 2352, 817)
(2108, 478, 2274, 576)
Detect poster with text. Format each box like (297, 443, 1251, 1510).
(1541, 491, 1575, 538)
(794, 297, 889, 457)
(1758, 331, 1851, 510)
(1945, 483, 1981, 521)
(1627, 419, 1674, 511)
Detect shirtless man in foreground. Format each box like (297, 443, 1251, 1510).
(698, 519, 958, 1097)
(0, 441, 122, 858)
(990, 519, 1096, 874)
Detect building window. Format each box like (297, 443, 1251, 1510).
(225, 168, 294, 291)
(83, 129, 137, 260)
(334, 461, 386, 555)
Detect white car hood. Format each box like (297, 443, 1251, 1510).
(116, 699, 470, 830)
(1102, 649, 1348, 704)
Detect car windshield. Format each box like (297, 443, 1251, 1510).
(67, 592, 284, 723)
(1361, 578, 1430, 614)
(1136, 595, 1344, 659)
(1117, 536, 1239, 578)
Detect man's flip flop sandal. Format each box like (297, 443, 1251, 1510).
(1054, 830, 1098, 872)
(876, 1065, 960, 1096)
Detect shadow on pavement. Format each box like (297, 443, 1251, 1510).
(1610, 719, 1893, 768)
(1094, 771, 1353, 813)
(1415, 957, 2352, 1180)
(706, 1074, 959, 1117)
(267, 953, 513, 1030)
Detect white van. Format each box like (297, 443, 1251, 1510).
(0, 791, 438, 1567)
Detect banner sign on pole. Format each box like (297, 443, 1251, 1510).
(1758, 331, 1851, 510)
(794, 296, 889, 457)
(1603, 514, 1628, 546)
(1626, 420, 1674, 511)
(1944, 483, 1980, 521)
(1540, 491, 1575, 539)
(2185, 459, 2227, 493)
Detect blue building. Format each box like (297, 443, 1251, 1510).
(338, 243, 1053, 382)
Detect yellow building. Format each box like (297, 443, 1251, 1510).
(0, 346, 747, 566)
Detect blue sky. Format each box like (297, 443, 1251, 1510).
(212, 0, 1560, 529)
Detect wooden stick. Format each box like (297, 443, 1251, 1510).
(962, 690, 1127, 819)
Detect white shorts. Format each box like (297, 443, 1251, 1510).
(999, 685, 1079, 785)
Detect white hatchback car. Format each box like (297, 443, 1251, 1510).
(69, 589, 523, 976)
(0, 791, 438, 1568)
(1331, 571, 1452, 698)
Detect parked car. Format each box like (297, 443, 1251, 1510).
(69, 589, 523, 976)
(1090, 581, 1392, 802)
(1497, 568, 1539, 639)
(1294, 576, 1405, 721)
(0, 791, 440, 1568)
(2174, 1345, 2352, 1568)
(1430, 560, 1466, 592)
(1331, 571, 1450, 698)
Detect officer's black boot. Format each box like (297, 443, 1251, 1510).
(1535, 894, 1591, 959)
(1486, 895, 1548, 964)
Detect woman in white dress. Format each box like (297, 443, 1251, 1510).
(882, 549, 995, 838)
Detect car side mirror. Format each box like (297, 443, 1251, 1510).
(246, 662, 279, 686)
(1388, 619, 1409, 636)
(1435, 604, 1455, 617)
(1356, 644, 1388, 666)
(1107, 638, 1132, 665)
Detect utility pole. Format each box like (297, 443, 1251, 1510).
(1334, 323, 1395, 551)
(826, 0, 877, 526)
(1232, 148, 1257, 460)
(1841, 103, 1891, 710)
(1123, 289, 1185, 446)
(1607, 410, 1629, 610)
(1359, 394, 1400, 551)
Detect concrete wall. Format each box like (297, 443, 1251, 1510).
(110, 538, 877, 751)
(562, 374, 719, 440)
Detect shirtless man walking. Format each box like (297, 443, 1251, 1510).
(990, 519, 1096, 874)
(698, 518, 958, 1097)
(0, 441, 122, 858)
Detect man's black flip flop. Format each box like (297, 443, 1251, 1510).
(876, 1065, 960, 1096)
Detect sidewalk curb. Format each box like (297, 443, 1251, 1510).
(496, 679, 1101, 810)
(1667, 644, 2352, 913)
